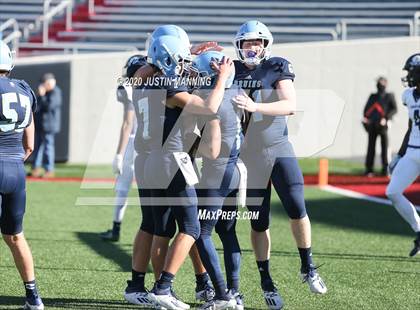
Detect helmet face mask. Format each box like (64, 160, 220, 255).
(234, 21, 273, 66)
(402, 53, 420, 87)
(237, 39, 267, 66)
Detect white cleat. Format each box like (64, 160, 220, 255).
(199, 298, 236, 310)
(228, 289, 244, 310)
(263, 289, 284, 310)
(124, 291, 155, 307)
(300, 268, 327, 294)
(196, 286, 216, 302)
(149, 292, 190, 310)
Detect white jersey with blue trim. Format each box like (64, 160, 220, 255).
(402, 88, 420, 148)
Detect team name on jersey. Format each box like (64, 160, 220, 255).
(233, 79, 262, 89)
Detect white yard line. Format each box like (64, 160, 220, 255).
(320, 185, 420, 212)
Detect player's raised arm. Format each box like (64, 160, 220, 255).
(168, 57, 234, 114)
(190, 41, 223, 55)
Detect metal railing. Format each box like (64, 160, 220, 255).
(337, 18, 415, 40)
(19, 41, 137, 54)
(23, 0, 73, 44)
(0, 19, 21, 53)
(88, 0, 95, 15)
(42, 0, 72, 44)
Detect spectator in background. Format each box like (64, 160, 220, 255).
(362, 77, 397, 176)
(30, 73, 62, 178)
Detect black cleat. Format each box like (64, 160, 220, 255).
(409, 237, 420, 257)
(99, 229, 120, 242)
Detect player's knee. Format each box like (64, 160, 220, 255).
(250, 218, 269, 232)
(287, 208, 307, 220)
(200, 221, 215, 237)
(2, 232, 24, 247)
(284, 187, 307, 219)
(386, 185, 402, 201)
(180, 222, 201, 240)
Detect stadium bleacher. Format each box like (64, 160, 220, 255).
(0, 0, 419, 54)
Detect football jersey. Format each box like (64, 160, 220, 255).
(234, 57, 295, 148)
(402, 88, 420, 148)
(199, 85, 243, 162)
(0, 76, 36, 160)
(132, 85, 151, 153)
(116, 83, 137, 136)
(146, 77, 188, 153)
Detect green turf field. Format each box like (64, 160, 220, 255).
(1, 179, 419, 309)
(25, 158, 366, 179)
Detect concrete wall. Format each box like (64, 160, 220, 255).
(270, 37, 420, 159)
(15, 37, 420, 163)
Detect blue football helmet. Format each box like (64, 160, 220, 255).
(234, 20, 273, 66)
(147, 35, 192, 77)
(123, 54, 147, 78)
(190, 51, 235, 89)
(146, 24, 190, 51)
(402, 53, 420, 87)
(0, 41, 14, 72)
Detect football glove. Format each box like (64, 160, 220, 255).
(112, 154, 124, 175)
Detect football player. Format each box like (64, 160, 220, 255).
(0, 41, 44, 310)
(386, 53, 420, 257)
(190, 51, 244, 310)
(119, 52, 214, 307)
(232, 21, 327, 309)
(99, 55, 140, 242)
(145, 35, 233, 310)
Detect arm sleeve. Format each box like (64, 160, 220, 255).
(398, 120, 412, 157)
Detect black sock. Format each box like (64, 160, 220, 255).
(257, 260, 273, 286)
(112, 221, 121, 234)
(416, 231, 420, 240)
(228, 278, 240, 292)
(157, 271, 175, 290)
(131, 269, 146, 289)
(24, 280, 38, 298)
(195, 272, 210, 289)
(298, 247, 314, 273)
